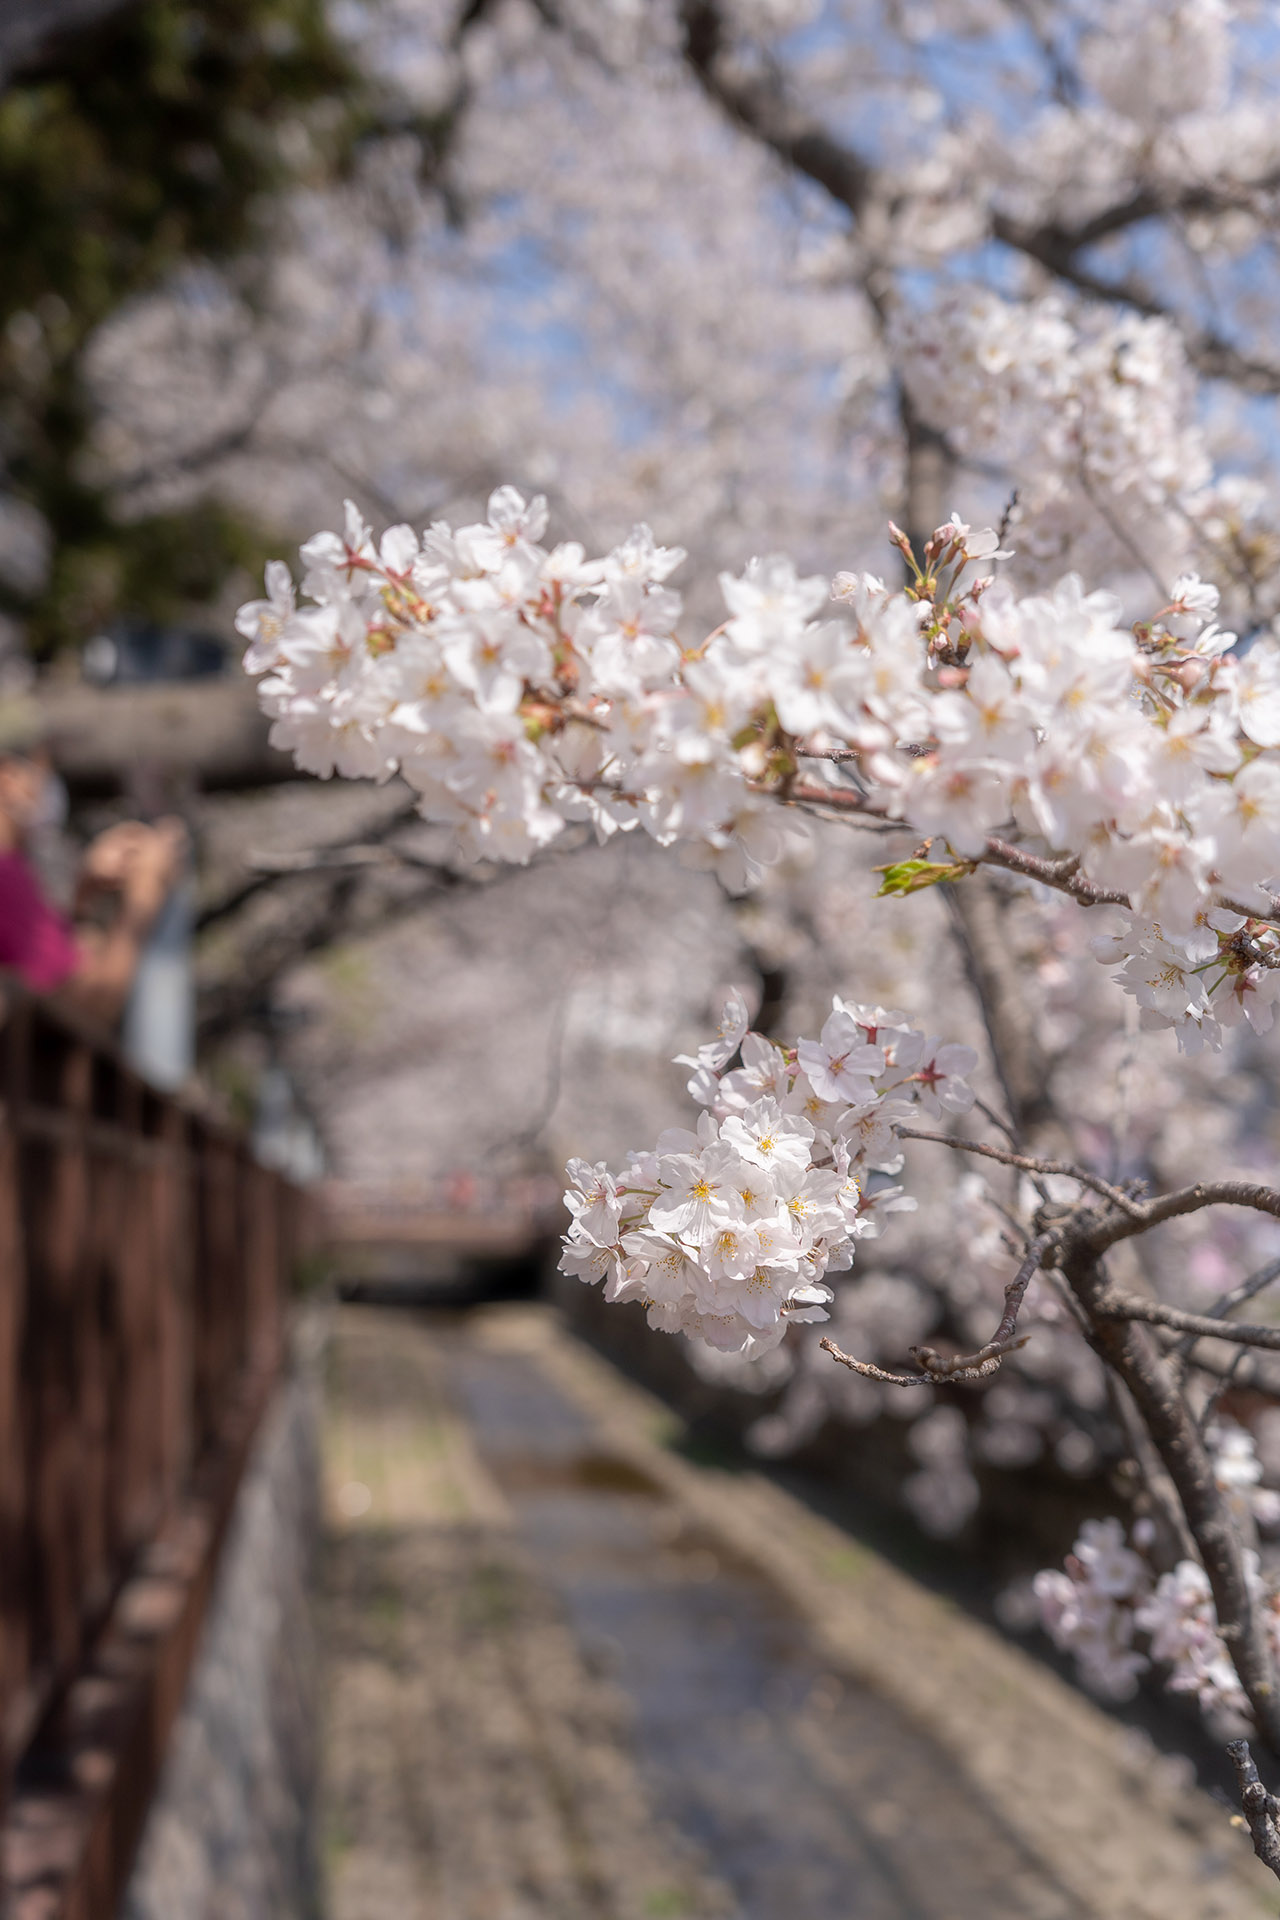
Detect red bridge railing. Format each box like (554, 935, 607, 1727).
(0, 985, 307, 1918)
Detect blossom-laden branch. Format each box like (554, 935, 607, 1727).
(558, 991, 979, 1361)
(241, 488, 1280, 1054)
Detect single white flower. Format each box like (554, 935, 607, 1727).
(796, 1010, 885, 1104)
(719, 1098, 815, 1179)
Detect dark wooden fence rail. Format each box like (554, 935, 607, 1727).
(0, 985, 307, 1919)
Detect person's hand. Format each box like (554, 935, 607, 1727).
(79, 817, 187, 919)
(80, 821, 145, 887)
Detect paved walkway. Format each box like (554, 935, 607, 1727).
(320, 1305, 1274, 1920)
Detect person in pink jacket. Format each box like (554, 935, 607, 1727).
(0, 708, 185, 1025)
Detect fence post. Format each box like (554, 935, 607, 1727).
(0, 999, 29, 1810)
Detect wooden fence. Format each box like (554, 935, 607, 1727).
(0, 986, 307, 1919)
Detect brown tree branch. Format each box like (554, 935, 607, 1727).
(676, 0, 873, 217)
(943, 874, 1057, 1138)
(989, 213, 1280, 396)
(1227, 1741, 1280, 1881)
(196, 866, 461, 1043)
(1087, 1181, 1280, 1253)
(1106, 1372, 1200, 1565)
(977, 837, 1130, 906)
(1062, 1246, 1280, 1752)
(196, 797, 423, 932)
(779, 780, 1135, 907)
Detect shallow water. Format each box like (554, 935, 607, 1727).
(449, 1338, 1081, 1920)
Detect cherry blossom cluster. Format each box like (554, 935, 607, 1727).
(1077, 0, 1233, 126)
(892, 291, 1211, 591)
(239, 486, 789, 884)
(240, 487, 1280, 1051)
(1035, 1425, 1280, 1718)
(558, 989, 977, 1357)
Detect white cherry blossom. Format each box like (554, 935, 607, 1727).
(245, 486, 1280, 1074)
(556, 996, 974, 1357)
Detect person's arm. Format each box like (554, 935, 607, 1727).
(57, 820, 187, 1025)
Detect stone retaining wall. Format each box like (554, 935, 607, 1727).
(121, 1317, 324, 1920)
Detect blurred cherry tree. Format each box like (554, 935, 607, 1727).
(70, 1, 1280, 630)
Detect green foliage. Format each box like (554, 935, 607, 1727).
(0, 0, 353, 333)
(642, 1892, 692, 1917)
(0, 0, 366, 655)
(875, 856, 976, 897)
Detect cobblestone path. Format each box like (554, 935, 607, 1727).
(320, 1305, 1274, 1920)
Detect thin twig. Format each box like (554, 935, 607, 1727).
(971, 1093, 1019, 1148)
(1197, 1350, 1247, 1439)
(1094, 1293, 1280, 1351)
(246, 842, 468, 878)
(1155, 1335, 1280, 1399)
(1173, 1255, 1280, 1360)
(196, 797, 422, 931)
(984, 1189, 1033, 1250)
(943, 877, 1055, 1154)
(1106, 1372, 1199, 1563)
(894, 1125, 1147, 1217)
(821, 1233, 1050, 1387)
(910, 1232, 1054, 1378)
(819, 1336, 1027, 1386)
(818, 1340, 942, 1387)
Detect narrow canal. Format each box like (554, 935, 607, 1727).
(447, 1331, 1084, 1920)
(321, 1303, 1108, 1920)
